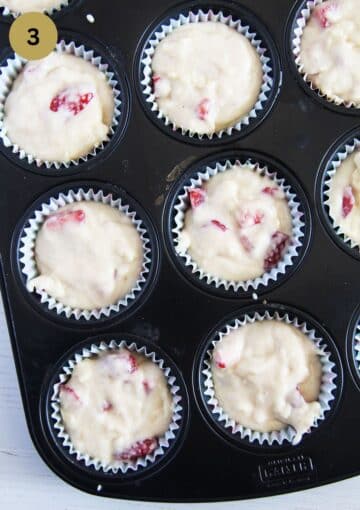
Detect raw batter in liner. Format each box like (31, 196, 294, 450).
(327, 149, 360, 245)
(3, 52, 114, 163)
(212, 320, 322, 443)
(59, 350, 173, 464)
(177, 165, 293, 282)
(151, 22, 263, 135)
(0, 0, 64, 12)
(28, 201, 144, 310)
(299, 0, 360, 105)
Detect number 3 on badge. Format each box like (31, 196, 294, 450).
(27, 27, 40, 46)
(9, 12, 57, 60)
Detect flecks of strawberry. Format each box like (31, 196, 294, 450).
(46, 210, 85, 229)
(50, 91, 94, 116)
(214, 352, 226, 369)
(211, 219, 227, 232)
(262, 186, 279, 197)
(237, 209, 265, 228)
(196, 98, 210, 120)
(314, 2, 337, 28)
(142, 380, 153, 394)
(189, 188, 206, 208)
(114, 438, 158, 462)
(342, 186, 355, 218)
(117, 352, 138, 374)
(264, 231, 290, 271)
(239, 234, 254, 253)
(102, 401, 113, 412)
(60, 384, 80, 401)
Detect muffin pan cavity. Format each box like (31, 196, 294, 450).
(0, 0, 360, 503)
(163, 151, 312, 298)
(0, 30, 131, 175)
(11, 181, 160, 327)
(40, 335, 189, 482)
(286, 0, 360, 115)
(134, 0, 282, 145)
(316, 127, 360, 260)
(194, 303, 343, 452)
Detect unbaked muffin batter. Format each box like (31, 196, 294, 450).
(28, 201, 143, 310)
(327, 150, 360, 245)
(3, 52, 114, 163)
(300, 0, 360, 105)
(212, 321, 322, 442)
(177, 165, 292, 282)
(151, 22, 263, 135)
(0, 0, 63, 12)
(59, 350, 173, 464)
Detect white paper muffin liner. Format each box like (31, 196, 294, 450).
(0, 0, 70, 17)
(292, 0, 360, 109)
(50, 339, 184, 474)
(353, 320, 360, 379)
(323, 137, 360, 250)
(173, 158, 305, 292)
(140, 9, 274, 140)
(0, 39, 122, 170)
(202, 310, 338, 446)
(18, 187, 152, 321)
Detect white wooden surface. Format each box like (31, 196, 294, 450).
(0, 296, 359, 509)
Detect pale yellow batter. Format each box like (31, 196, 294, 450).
(212, 321, 322, 442)
(327, 150, 360, 245)
(177, 165, 292, 281)
(152, 22, 263, 135)
(28, 202, 143, 310)
(3, 52, 114, 163)
(60, 350, 173, 464)
(0, 0, 64, 12)
(300, 0, 360, 104)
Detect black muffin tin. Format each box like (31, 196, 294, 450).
(0, 0, 360, 502)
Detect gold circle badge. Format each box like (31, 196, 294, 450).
(9, 12, 58, 60)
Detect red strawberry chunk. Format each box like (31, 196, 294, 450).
(50, 90, 94, 116)
(262, 186, 279, 197)
(114, 438, 158, 462)
(264, 231, 290, 271)
(211, 219, 227, 232)
(142, 380, 153, 394)
(152, 74, 161, 85)
(189, 188, 206, 208)
(237, 209, 265, 228)
(314, 2, 337, 28)
(102, 400, 113, 412)
(60, 384, 80, 401)
(342, 186, 355, 218)
(46, 210, 85, 229)
(196, 98, 210, 120)
(214, 352, 226, 369)
(117, 352, 138, 374)
(117, 351, 139, 374)
(239, 234, 253, 253)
